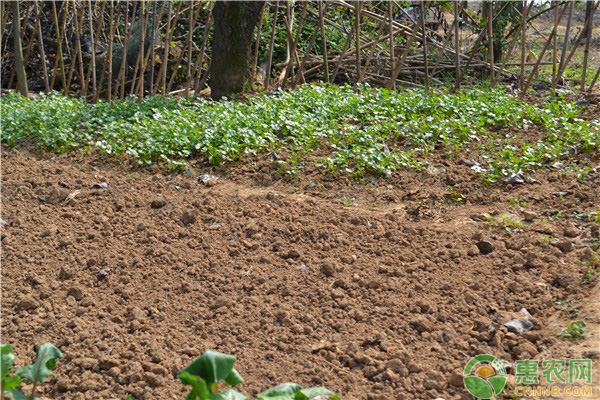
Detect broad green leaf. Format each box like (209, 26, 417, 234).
(10, 389, 42, 400)
(1, 344, 16, 373)
(223, 367, 244, 386)
(180, 371, 210, 400)
(179, 350, 237, 387)
(14, 343, 63, 384)
(218, 389, 250, 400)
(258, 383, 303, 400)
(1, 344, 21, 392)
(294, 387, 340, 400)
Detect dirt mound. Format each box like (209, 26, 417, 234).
(2, 145, 599, 400)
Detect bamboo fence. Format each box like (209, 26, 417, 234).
(1, 0, 598, 101)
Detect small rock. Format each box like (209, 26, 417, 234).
(513, 341, 538, 358)
(564, 227, 579, 238)
(67, 287, 84, 301)
(410, 316, 433, 333)
(287, 249, 300, 259)
(423, 371, 446, 391)
(476, 241, 494, 255)
(320, 262, 336, 277)
(519, 308, 532, 319)
(209, 221, 225, 229)
(151, 197, 166, 208)
(210, 296, 233, 310)
(16, 295, 39, 311)
(92, 182, 109, 189)
(555, 274, 577, 288)
(58, 182, 72, 189)
(550, 238, 572, 253)
(181, 210, 197, 226)
(523, 211, 537, 222)
(504, 319, 533, 334)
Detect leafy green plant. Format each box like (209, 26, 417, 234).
(484, 216, 525, 232)
(558, 321, 585, 340)
(1, 343, 63, 400)
(178, 350, 340, 400)
(340, 197, 357, 207)
(507, 197, 528, 209)
(580, 251, 600, 283)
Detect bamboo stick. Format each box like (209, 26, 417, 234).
(167, 1, 197, 94)
(355, 0, 362, 84)
(34, 0, 50, 92)
(522, 2, 569, 94)
(318, 1, 329, 81)
(552, 0, 558, 86)
(50, 0, 68, 91)
(389, 1, 395, 90)
(251, 3, 265, 91)
(265, 1, 280, 88)
(580, 2, 594, 93)
(554, 1, 599, 89)
(554, 1, 573, 90)
(192, 7, 213, 92)
(420, 0, 429, 90)
(453, 1, 460, 91)
(488, 1, 494, 87)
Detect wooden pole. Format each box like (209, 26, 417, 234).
(319, 1, 329, 81)
(34, 0, 50, 92)
(265, 1, 280, 88)
(355, 0, 362, 84)
(454, 1, 460, 91)
(487, 1, 494, 87)
(10, 0, 28, 96)
(389, 1, 395, 90)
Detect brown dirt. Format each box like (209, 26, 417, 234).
(1, 141, 599, 400)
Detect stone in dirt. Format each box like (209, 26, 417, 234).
(550, 238, 572, 253)
(476, 241, 494, 255)
(504, 319, 533, 334)
(151, 197, 166, 208)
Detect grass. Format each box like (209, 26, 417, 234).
(1, 84, 598, 182)
(558, 320, 585, 340)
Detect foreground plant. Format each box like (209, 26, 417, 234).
(1, 343, 63, 400)
(179, 350, 340, 400)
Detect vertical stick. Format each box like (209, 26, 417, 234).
(86, 0, 100, 98)
(580, 3, 594, 93)
(161, 1, 173, 96)
(10, 0, 28, 96)
(265, 1, 280, 88)
(389, 1, 395, 90)
(319, 1, 329, 81)
(192, 8, 213, 92)
(488, 1, 494, 87)
(554, 1, 573, 90)
(519, 2, 527, 92)
(167, 2, 195, 93)
(50, 0, 68, 91)
(131, 0, 147, 96)
(420, 0, 428, 91)
(34, 0, 50, 92)
(552, 1, 558, 87)
(355, 0, 362, 84)
(251, 5, 265, 91)
(454, 1, 460, 91)
(107, 1, 116, 101)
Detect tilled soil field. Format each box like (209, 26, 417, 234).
(1, 140, 599, 400)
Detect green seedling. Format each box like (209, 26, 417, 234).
(1, 343, 63, 400)
(507, 197, 528, 208)
(558, 321, 585, 340)
(341, 197, 357, 207)
(579, 251, 599, 283)
(484, 216, 525, 232)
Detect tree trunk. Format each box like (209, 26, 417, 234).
(211, 1, 265, 100)
(11, 1, 28, 96)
